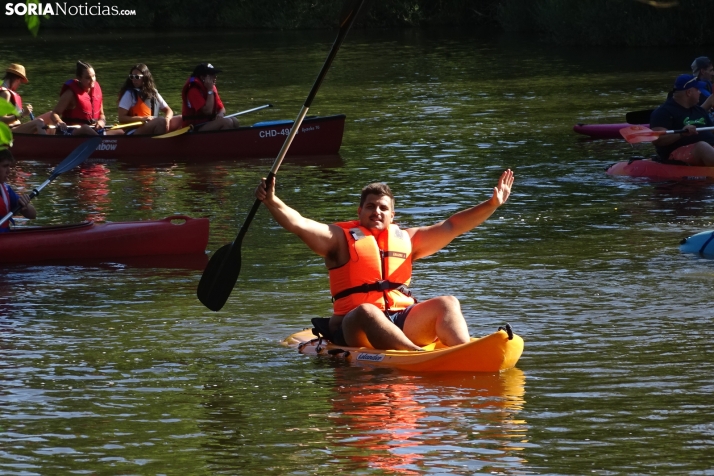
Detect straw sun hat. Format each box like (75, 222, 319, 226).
(5, 64, 28, 83)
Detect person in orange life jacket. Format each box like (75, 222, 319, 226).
(181, 63, 239, 131)
(255, 169, 515, 351)
(46, 61, 123, 136)
(0, 149, 36, 232)
(0, 64, 46, 134)
(118, 63, 182, 135)
(651, 74, 714, 166)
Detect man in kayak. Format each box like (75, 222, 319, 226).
(650, 74, 714, 166)
(255, 169, 514, 351)
(0, 149, 36, 232)
(181, 63, 239, 131)
(44, 61, 123, 136)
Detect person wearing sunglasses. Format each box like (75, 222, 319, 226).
(180, 63, 239, 131)
(650, 74, 714, 166)
(118, 63, 181, 135)
(45, 61, 123, 136)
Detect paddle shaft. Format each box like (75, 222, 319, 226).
(0, 137, 101, 227)
(197, 0, 367, 311)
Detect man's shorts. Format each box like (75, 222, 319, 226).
(669, 143, 698, 164)
(331, 305, 415, 346)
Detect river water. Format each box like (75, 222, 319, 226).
(1, 28, 713, 475)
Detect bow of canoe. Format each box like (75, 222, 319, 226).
(573, 122, 631, 139)
(0, 215, 208, 264)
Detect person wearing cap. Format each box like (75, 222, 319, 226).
(180, 63, 239, 131)
(45, 61, 123, 136)
(650, 74, 714, 166)
(692, 56, 714, 99)
(0, 63, 46, 134)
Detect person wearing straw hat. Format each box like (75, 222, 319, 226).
(0, 63, 46, 134)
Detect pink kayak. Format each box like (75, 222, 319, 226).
(0, 215, 209, 264)
(606, 159, 714, 180)
(573, 122, 632, 139)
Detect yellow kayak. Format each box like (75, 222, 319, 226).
(282, 324, 524, 373)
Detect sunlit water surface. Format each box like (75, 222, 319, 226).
(1, 29, 713, 475)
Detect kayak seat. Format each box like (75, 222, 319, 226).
(498, 323, 514, 340)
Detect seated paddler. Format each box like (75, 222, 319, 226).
(45, 61, 123, 136)
(181, 63, 239, 131)
(254, 170, 514, 351)
(0, 63, 45, 134)
(117, 63, 182, 135)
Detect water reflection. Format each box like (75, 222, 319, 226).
(325, 367, 528, 474)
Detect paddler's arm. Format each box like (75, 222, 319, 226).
(651, 124, 696, 147)
(50, 90, 75, 129)
(255, 175, 343, 259)
(95, 104, 107, 129)
(16, 193, 36, 219)
(408, 169, 514, 260)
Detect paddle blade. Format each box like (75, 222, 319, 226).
(153, 125, 192, 139)
(620, 125, 663, 144)
(50, 137, 101, 177)
(625, 109, 654, 124)
(197, 243, 241, 311)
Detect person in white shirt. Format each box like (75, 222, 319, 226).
(117, 63, 181, 135)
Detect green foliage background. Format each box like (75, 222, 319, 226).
(3, 0, 714, 45)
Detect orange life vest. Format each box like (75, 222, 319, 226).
(60, 79, 103, 125)
(126, 89, 159, 117)
(329, 220, 415, 315)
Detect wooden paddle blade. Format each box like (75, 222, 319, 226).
(197, 243, 241, 311)
(625, 109, 654, 125)
(153, 125, 192, 139)
(620, 125, 663, 144)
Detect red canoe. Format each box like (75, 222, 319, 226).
(0, 215, 209, 264)
(573, 122, 632, 139)
(10, 114, 345, 162)
(606, 159, 714, 180)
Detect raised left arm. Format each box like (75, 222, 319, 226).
(409, 169, 514, 260)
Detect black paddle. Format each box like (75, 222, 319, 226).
(197, 0, 368, 311)
(626, 109, 655, 125)
(0, 137, 101, 227)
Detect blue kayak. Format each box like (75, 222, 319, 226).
(680, 230, 714, 256)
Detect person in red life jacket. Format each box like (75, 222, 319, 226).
(255, 169, 515, 351)
(46, 61, 123, 136)
(181, 63, 239, 131)
(0, 148, 36, 232)
(0, 63, 46, 134)
(117, 63, 182, 135)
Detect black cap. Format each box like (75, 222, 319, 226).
(192, 63, 222, 77)
(691, 56, 712, 74)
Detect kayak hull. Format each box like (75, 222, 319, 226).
(606, 159, 714, 180)
(0, 215, 208, 264)
(10, 114, 345, 162)
(680, 230, 714, 256)
(573, 122, 631, 139)
(283, 327, 524, 373)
